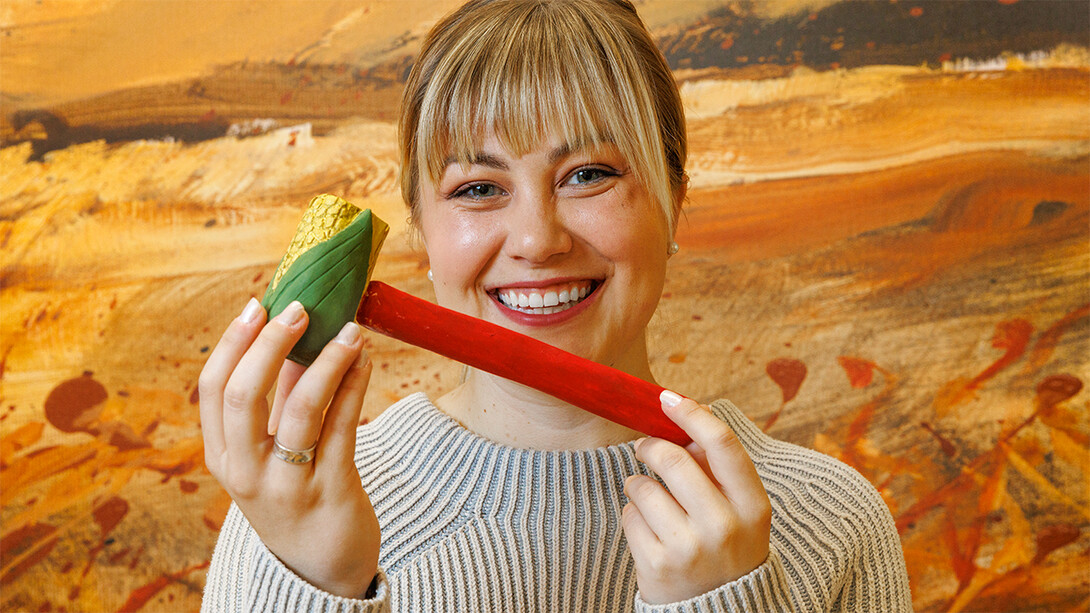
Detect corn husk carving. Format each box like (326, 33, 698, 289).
(261, 194, 388, 366)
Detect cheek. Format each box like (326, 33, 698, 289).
(420, 209, 499, 285)
(574, 193, 669, 266)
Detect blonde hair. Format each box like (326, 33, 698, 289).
(398, 0, 687, 235)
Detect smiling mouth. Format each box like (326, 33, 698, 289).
(491, 280, 601, 315)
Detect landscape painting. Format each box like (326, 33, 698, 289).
(1, 1, 1087, 610)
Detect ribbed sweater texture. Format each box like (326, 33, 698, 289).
(203, 393, 912, 612)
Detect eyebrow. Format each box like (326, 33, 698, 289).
(548, 142, 574, 163)
(455, 152, 509, 170)
(443, 142, 585, 170)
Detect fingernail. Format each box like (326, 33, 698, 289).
(334, 321, 361, 346)
(239, 298, 262, 323)
(276, 301, 306, 325)
(632, 436, 647, 452)
(660, 389, 684, 409)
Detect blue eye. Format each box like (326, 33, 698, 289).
(455, 183, 501, 199)
(568, 167, 612, 185)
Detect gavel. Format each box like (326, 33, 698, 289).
(262, 194, 689, 445)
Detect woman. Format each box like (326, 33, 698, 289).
(200, 0, 912, 611)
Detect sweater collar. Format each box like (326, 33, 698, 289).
(369, 393, 648, 515)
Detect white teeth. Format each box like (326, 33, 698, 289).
(495, 281, 596, 314)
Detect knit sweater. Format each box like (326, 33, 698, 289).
(203, 393, 912, 612)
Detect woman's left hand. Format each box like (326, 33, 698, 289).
(622, 392, 772, 605)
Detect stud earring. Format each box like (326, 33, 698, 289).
(427, 269, 434, 282)
(667, 241, 680, 256)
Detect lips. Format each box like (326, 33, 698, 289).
(490, 280, 599, 315)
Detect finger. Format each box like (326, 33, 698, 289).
(623, 474, 687, 541)
(660, 391, 766, 511)
(315, 345, 372, 474)
(270, 321, 363, 472)
(683, 443, 714, 485)
(222, 301, 307, 468)
(268, 360, 306, 436)
(621, 501, 663, 566)
(198, 298, 265, 461)
(633, 437, 729, 517)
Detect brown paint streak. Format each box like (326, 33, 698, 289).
(900, 371, 1082, 535)
(93, 497, 129, 535)
(43, 373, 107, 434)
(78, 497, 131, 583)
(935, 318, 1034, 416)
(943, 506, 975, 588)
(1035, 374, 1083, 413)
(971, 319, 1034, 389)
(1027, 303, 1090, 373)
(116, 560, 209, 613)
(920, 422, 958, 457)
(0, 523, 57, 585)
(763, 358, 807, 430)
(846, 402, 876, 445)
(766, 358, 807, 403)
(1033, 524, 1080, 564)
(128, 544, 146, 570)
(103, 423, 151, 451)
(0, 421, 45, 466)
(107, 546, 132, 564)
(898, 475, 971, 532)
(944, 460, 1008, 599)
(3, 446, 97, 497)
(152, 457, 199, 482)
(838, 356, 876, 388)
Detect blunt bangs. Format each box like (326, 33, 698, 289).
(403, 0, 680, 233)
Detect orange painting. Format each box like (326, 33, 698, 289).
(2, 1, 1087, 611)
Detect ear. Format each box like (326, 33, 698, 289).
(677, 172, 689, 201)
(670, 176, 689, 235)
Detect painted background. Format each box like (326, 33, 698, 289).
(1, 1, 1087, 610)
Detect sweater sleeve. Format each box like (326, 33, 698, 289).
(632, 548, 798, 613)
(632, 399, 913, 613)
(201, 502, 390, 613)
(827, 474, 913, 612)
(707, 399, 913, 613)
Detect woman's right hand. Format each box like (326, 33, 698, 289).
(199, 298, 380, 598)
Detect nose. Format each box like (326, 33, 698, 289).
(504, 192, 572, 264)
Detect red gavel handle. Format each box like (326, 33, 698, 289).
(356, 281, 690, 445)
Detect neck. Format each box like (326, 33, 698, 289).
(435, 342, 655, 451)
